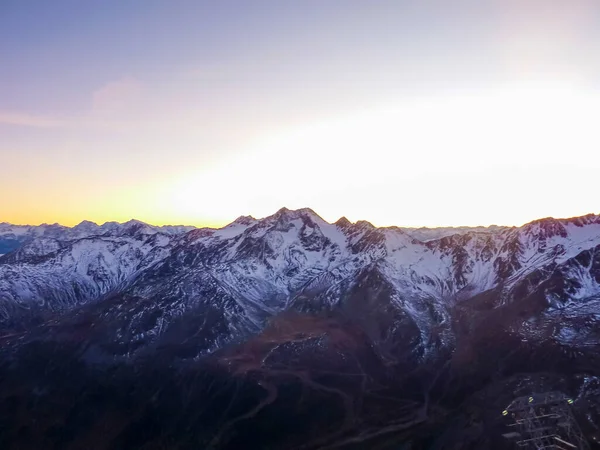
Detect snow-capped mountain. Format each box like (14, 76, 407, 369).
(1, 208, 599, 359)
(0, 220, 194, 243)
(400, 224, 510, 242)
(0, 220, 193, 325)
(2, 208, 600, 449)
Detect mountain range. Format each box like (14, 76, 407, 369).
(0, 208, 599, 449)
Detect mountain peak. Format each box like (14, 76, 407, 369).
(569, 214, 600, 227)
(118, 219, 158, 236)
(524, 217, 567, 239)
(74, 220, 99, 228)
(355, 220, 375, 229)
(269, 207, 323, 222)
(335, 216, 352, 228)
(233, 215, 257, 226)
(123, 219, 147, 226)
(269, 207, 306, 221)
(295, 207, 319, 217)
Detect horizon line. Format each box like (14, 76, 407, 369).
(1, 207, 599, 230)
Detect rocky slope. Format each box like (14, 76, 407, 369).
(0, 220, 194, 327)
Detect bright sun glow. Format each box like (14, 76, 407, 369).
(161, 81, 600, 227)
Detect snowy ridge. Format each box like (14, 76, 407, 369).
(0, 219, 194, 243)
(0, 221, 190, 322)
(114, 209, 600, 355)
(1, 209, 600, 357)
(401, 224, 509, 242)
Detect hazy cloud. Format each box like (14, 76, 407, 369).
(0, 111, 67, 128)
(0, 77, 143, 129)
(92, 76, 143, 114)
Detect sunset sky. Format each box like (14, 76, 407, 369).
(2, 0, 600, 228)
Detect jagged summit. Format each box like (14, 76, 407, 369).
(526, 213, 600, 228)
(122, 219, 148, 226)
(355, 219, 375, 229)
(73, 220, 100, 231)
(76, 220, 98, 226)
(295, 207, 320, 217)
(268, 206, 322, 221)
(335, 216, 352, 228)
(233, 215, 257, 226)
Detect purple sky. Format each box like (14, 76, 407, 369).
(2, 0, 600, 226)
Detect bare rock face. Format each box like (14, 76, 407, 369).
(1, 210, 600, 448)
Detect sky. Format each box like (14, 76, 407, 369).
(2, 0, 600, 228)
